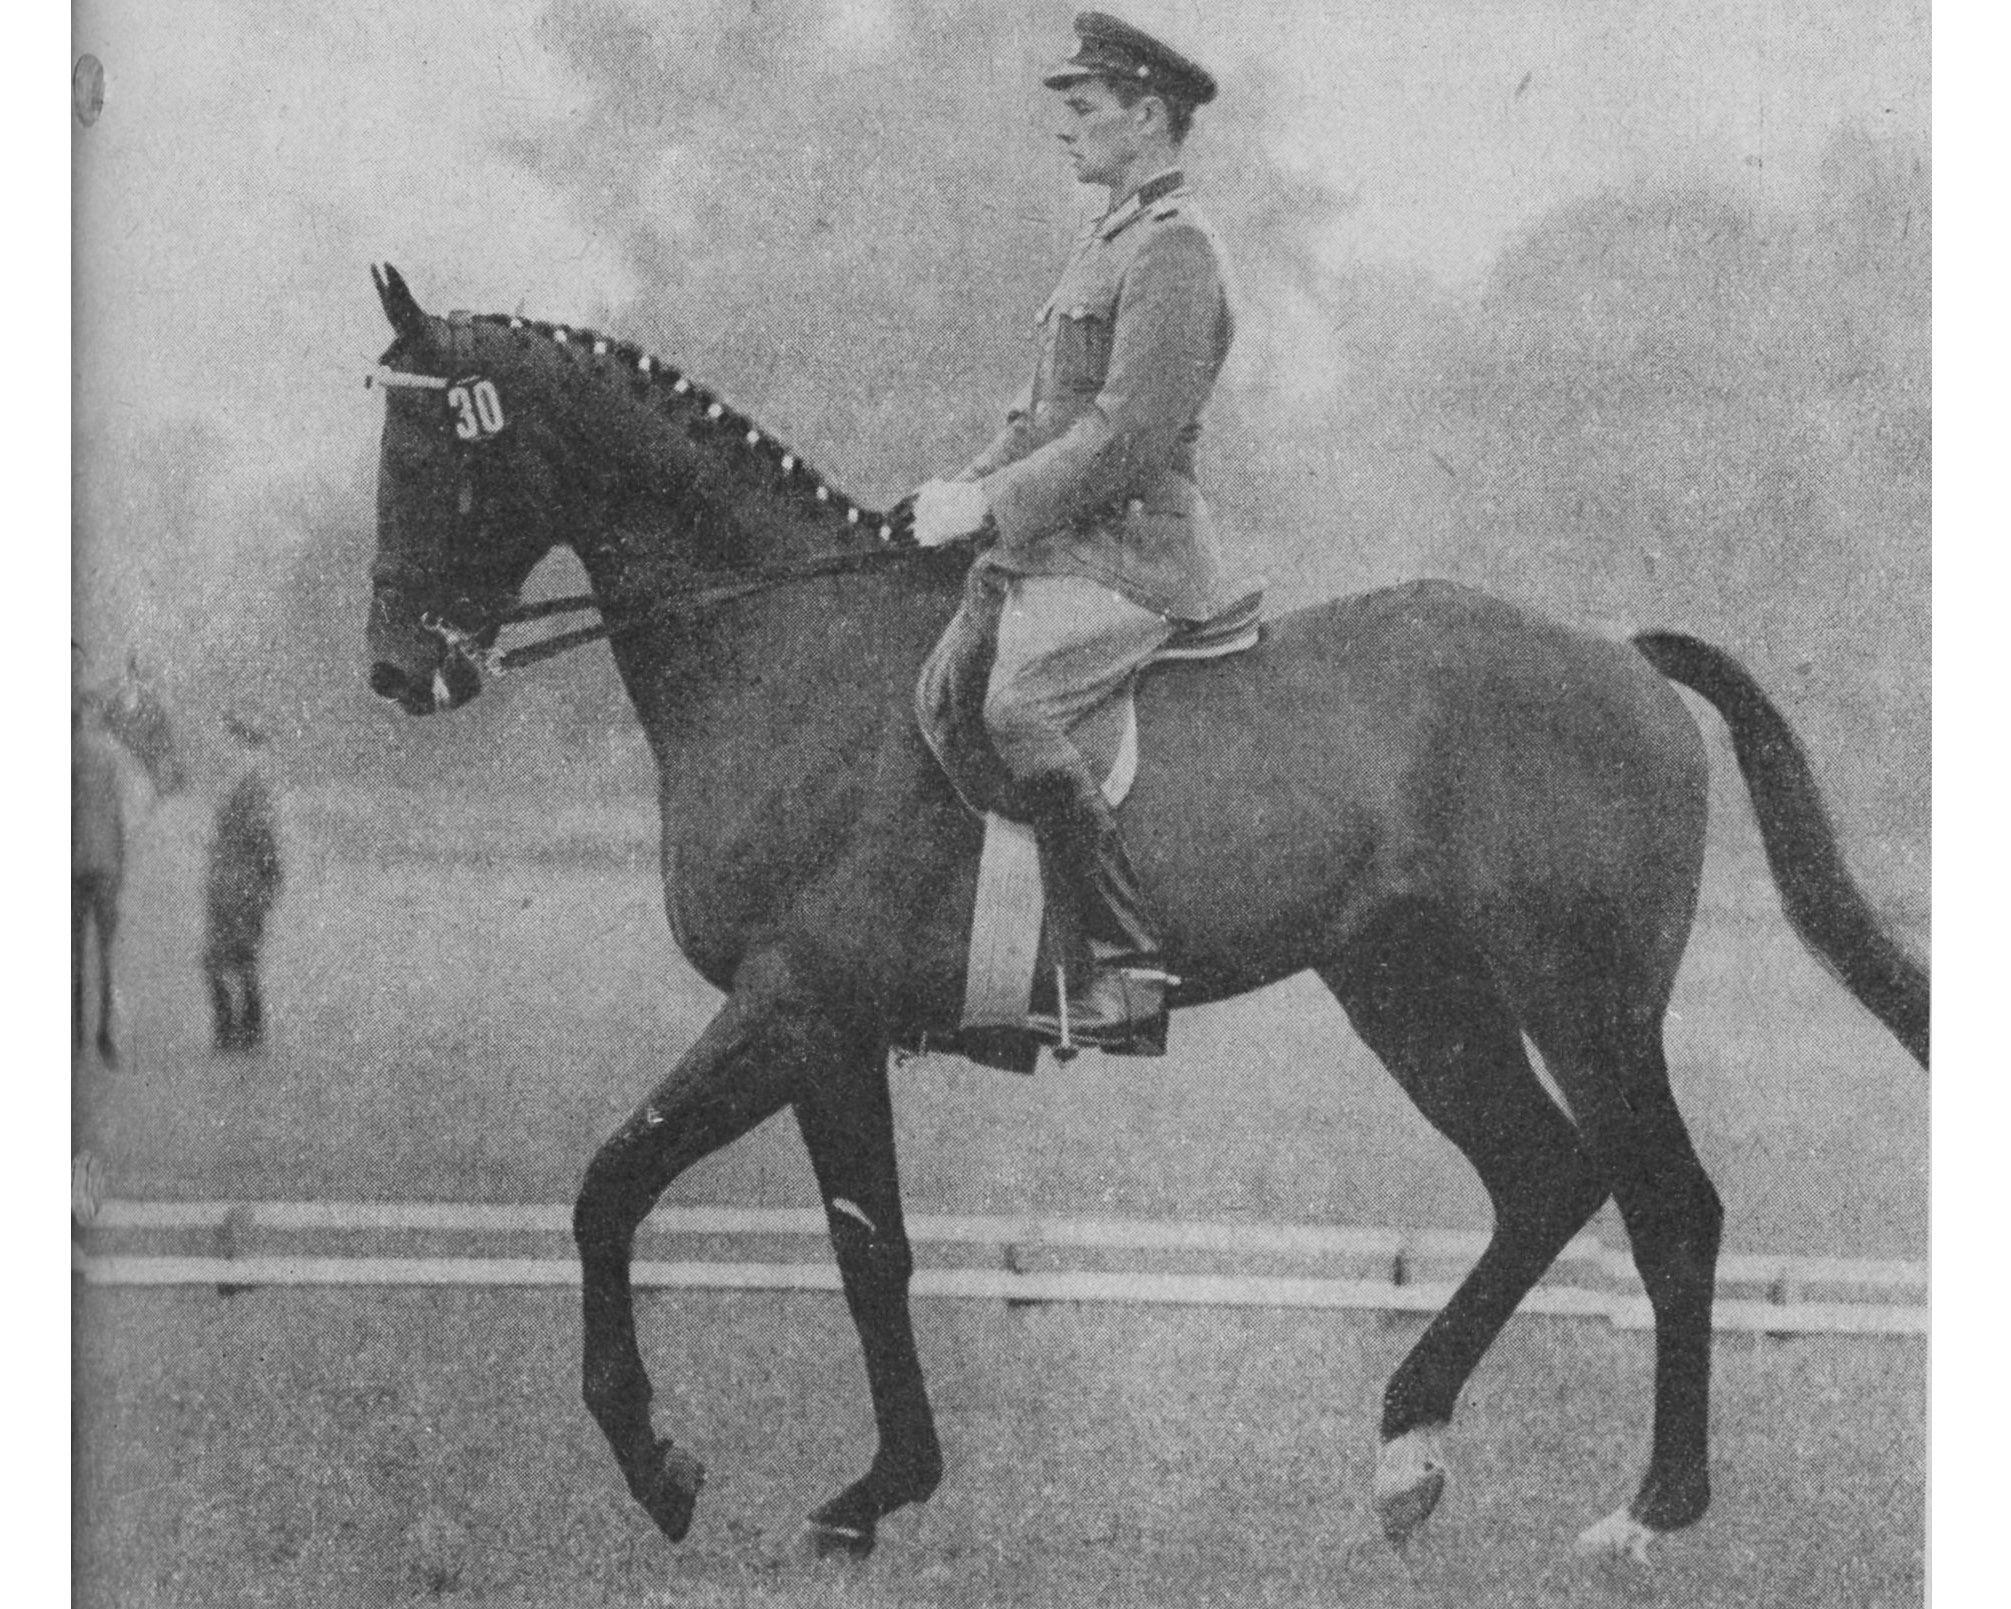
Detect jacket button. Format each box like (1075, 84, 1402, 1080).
(1127, 498, 1144, 514)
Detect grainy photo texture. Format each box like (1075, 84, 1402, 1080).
(72, 3, 1928, 1605)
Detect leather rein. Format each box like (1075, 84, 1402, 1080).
(480, 532, 926, 675)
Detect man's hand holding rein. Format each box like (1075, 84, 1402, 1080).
(909, 479, 994, 548)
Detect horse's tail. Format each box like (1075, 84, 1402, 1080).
(1632, 629, 1928, 1071)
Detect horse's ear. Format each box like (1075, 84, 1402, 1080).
(372, 262, 428, 339)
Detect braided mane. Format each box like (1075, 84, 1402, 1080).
(459, 311, 896, 540)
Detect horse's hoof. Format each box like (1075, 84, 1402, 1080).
(1575, 1505, 1658, 1564)
(804, 1481, 886, 1562)
(1373, 1425, 1448, 1549)
(632, 1439, 706, 1543)
(800, 1515, 876, 1562)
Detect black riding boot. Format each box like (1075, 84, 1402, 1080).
(1018, 770, 1174, 1056)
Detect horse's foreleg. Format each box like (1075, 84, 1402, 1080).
(570, 950, 831, 1544)
(792, 1050, 942, 1558)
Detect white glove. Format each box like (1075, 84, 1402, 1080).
(910, 479, 992, 548)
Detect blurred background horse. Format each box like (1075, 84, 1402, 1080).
(72, 653, 188, 1063)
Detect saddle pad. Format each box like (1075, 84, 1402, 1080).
(960, 814, 1044, 1033)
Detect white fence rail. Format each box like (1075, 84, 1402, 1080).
(72, 1194, 1926, 1339)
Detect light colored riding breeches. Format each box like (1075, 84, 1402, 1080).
(983, 573, 1175, 780)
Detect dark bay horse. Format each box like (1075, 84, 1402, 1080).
(362, 265, 1926, 1565)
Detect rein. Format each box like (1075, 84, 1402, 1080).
(481, 522, 931, 675)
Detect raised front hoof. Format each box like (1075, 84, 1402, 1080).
(627, 1438, 706, 1544)
(1373, 1425, 1448, 1551)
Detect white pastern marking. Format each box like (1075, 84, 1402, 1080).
(1373, 1425, 1447, 1503)
(1576, 1506, 1657, 1564)
(830, 1197, 877, 1234)
(431, 668, 452, 711)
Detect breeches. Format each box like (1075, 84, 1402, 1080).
(981, 572, 1173, 780)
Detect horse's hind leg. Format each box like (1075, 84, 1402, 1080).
(791, 1054, 942, 1558)
(571, 948, 871, 1545)
(1320, 912, 1609, 1548)
(1523, 1011, 1720, 1556)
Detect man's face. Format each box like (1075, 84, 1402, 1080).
(1053, 76, 1146, 189)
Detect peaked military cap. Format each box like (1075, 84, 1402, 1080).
(1042, 12, 1217, 106)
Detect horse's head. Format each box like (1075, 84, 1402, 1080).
(367, 264, 567, 715)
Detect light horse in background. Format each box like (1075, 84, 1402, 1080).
(72, 659, 188, 1064)
(362, 265, 1926, 1566)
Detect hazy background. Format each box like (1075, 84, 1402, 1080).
(70, 0, 1929, 879)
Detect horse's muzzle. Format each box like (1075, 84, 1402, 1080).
(368, 653, 482, 716)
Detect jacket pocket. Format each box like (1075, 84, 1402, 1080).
(1051, 303, 1114, 395)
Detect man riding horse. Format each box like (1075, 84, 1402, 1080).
(909, 12, 1233, 1056)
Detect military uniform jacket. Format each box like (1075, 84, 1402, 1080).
(960, 171, 1234, 622)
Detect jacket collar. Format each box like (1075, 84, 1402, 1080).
(1096, 168, 1187, 240)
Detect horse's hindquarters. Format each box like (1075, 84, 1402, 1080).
(1119, 586, 1710, 1008)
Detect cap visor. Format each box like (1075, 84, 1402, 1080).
(1041, 63, 1100, 88)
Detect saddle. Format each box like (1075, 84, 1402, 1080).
(913, 584, 1266, 1074)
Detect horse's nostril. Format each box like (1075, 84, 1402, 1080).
(369, 663, 408, 701)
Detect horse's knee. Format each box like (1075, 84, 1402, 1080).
(827, 1206, 914, 1288)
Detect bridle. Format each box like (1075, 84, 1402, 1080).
(368, 363, 933, 680)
